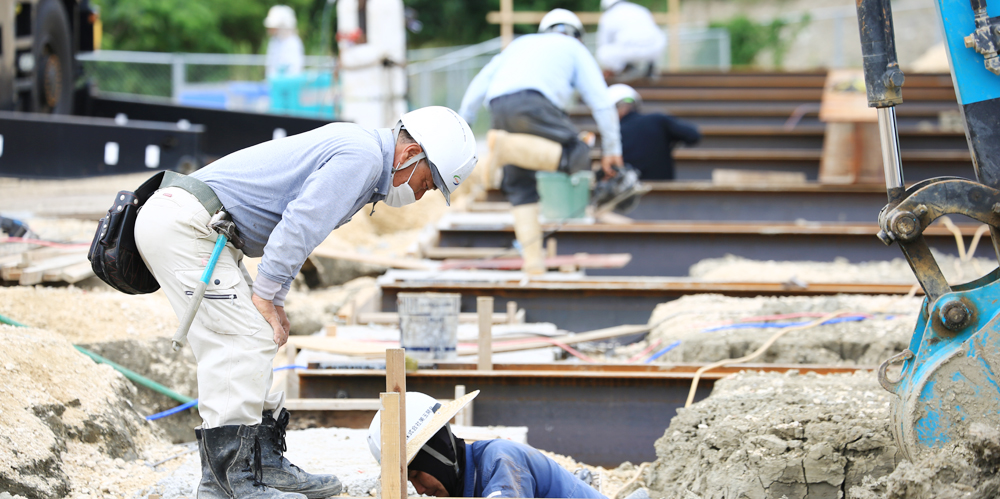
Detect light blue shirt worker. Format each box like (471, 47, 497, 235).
(463, 440, 607, 499)
(192, 123, 393, 306)
(458, 33, 622, 157)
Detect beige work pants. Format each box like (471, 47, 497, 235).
(134, 187, 283, 428)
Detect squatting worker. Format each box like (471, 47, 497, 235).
(134, 107, 477, 499)
(458, 8, 623, 275)
(609, 83, 701, 180)
(368, 391, 606, 499)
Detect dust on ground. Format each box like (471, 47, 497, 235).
(690, 252, 996, 285)
(0, 325, 187, 498)
(642, 370, 900, 499)
(608, 294, 922, 366)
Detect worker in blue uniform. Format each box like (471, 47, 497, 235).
(609, 83, 701, 181)
(369, 391, 606, 498)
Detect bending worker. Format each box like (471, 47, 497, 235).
(610, 83, 700, 180)
(369, 391, 606, 498)
(596, 0, 666, 81)
(134, 107, 477, 498)
(458, 8, 623, 275)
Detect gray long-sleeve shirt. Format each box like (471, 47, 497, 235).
(192, 123, 392, 304)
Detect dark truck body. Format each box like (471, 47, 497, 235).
(0, 0, 333, 178)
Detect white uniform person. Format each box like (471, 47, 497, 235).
(134, 107, 477, 498)
(264, 5, 305, 79)
(596, 0, 666, 80)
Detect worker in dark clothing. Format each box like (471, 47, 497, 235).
(609, 83, 700, 180)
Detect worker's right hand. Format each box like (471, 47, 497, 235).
(252, 293, 289, 347)
(601, 155, 624, 177)
(275, 305, 291, 335)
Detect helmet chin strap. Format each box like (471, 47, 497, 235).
(392, 121, 427, 174)
(419, 424, 460, 476)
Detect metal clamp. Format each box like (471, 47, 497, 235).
(878, 349, 914, 393)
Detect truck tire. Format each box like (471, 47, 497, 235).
(32, 0, 73, 114)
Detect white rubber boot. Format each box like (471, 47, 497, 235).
(486, 129, 562, 173)
(512, 203, 546, 275)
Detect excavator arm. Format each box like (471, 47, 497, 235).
(856, 0, 1000, 458)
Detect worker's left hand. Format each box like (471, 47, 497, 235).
(275, 305, 291, 335)
(601, 155, 623, 177)
(252, 293, 289, 347)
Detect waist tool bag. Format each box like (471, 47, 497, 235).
(87, 171, 166, 294)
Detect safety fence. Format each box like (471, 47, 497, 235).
(76, 26, 729, 117)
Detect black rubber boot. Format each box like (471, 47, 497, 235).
(259, 409, 343, 499)
(196, 425, 307, 499)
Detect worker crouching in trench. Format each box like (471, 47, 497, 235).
(369, 391, 633, 499)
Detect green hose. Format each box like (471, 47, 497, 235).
(0, 313, 28, 328)
(1, 311, 195, 405)
(72, 346, 195, 404)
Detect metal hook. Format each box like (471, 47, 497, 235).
(878, 348, 914, 393)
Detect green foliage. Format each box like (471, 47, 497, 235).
(92, 0, 677, 53)
(711, 13, 810, 68)
(93, 0, 321, 54)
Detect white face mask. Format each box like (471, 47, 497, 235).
(385, 152, 426, 208)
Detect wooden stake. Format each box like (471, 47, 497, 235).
(500, 0, 514, 48)
(379, 392, 403, 499)
(478, 297, 494, 371)
(453, 384, 472, 426)
(546, 238, 557, 259)
(506, 301, 518, 325)
(385, 348, 406, 499)
(668, 0, 681, 70)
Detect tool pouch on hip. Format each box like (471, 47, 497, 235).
(87, 171, 166, 294)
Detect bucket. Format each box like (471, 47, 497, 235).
(397, 292, 461, 361)
(536, 171, 593, 222)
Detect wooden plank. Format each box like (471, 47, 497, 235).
(712, 169, 807, 187)
(423, 247, 518, 260)
(310, 247, 432, 271)
(286, 343, 300, 399)
(379, 392, 403, 499)
(284, 398, 383, 411)
(478, 297, 493, 371)
(355, 312, 513, 325)
(57, 261, 95, 284)
(19, 254, 89, 285)
(439, 253, 632, 271)
(819, 69, 878, 123)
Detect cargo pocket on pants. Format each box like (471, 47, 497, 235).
(175, 267, 261, 335)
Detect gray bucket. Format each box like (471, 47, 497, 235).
(397, 292, 461, 361)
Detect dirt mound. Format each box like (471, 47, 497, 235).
(0, 326, 178, 498)
(0, 286, 176, 344)
(644, 371, 900, 499)
(631, 294, 920, 365)
(849, 423, 1000, 499)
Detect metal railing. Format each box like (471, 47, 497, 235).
(77, 51, 337, 112)
(76, 27, 729, 117)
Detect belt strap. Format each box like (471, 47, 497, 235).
(159, 171, 223, 214)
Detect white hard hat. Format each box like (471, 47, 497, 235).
(368, 391, 479, 465)
(394, 106, 477, 206)
(538, 9, 584, 39)
(264, 5, 297, 30)
(601, 0, 625, 10)
(607, 83, 642, 105)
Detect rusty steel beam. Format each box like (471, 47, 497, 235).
(297, 363, 867, 466)
(436, 222, 982, 277)
(378, 279, 919, 331)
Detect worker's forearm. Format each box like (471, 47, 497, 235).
(593, 107, 622, 156)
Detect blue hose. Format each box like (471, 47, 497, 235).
(701, 315, 869, 333)
(644, 340, 682, 364)
(144, 365, 308, 421)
